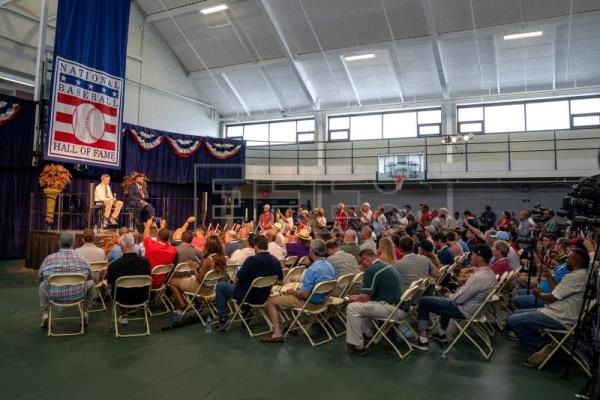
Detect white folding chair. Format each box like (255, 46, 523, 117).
(283, 279, 338, 347)
(112, 275, 152, 338)
(47, 273, 88, 337)
(284, 255, 299, 268)
(537, 300, 596, 377)
(89, 261, 109, 312)
(297, 256, 311, 267)
(272, 265, 305, 294)
(182, 269, 224, 326)
(164, 262, 196, 310)
(148, 264, 174, 316)
(228, 275, 279, 337)
(225, 264, 240, 282)
(324, 273, 359, 337)
(365, 284, 423, 360)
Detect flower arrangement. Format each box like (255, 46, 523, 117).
(39, 164, 72, 191)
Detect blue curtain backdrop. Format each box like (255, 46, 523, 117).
(0, 93, 245, 259)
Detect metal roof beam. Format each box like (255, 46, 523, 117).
(422, 0, 449, 99)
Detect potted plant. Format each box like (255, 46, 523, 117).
(39, 164, 72, 225)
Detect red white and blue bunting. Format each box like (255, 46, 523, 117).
(127, 127, 241, 160)
(166, 137, 202, 158)
(0, 101, 21, 127)
(205, 141, 242, 160)
(128, 128, 163, 150)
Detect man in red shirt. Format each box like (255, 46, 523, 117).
(419, 204, 433, 227)
(335, 202, 348, 231)
(143, 218, 176, 288)
(259, 204, 273, 231)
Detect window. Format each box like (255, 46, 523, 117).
(350, 114, 382, 140)
(526, 101, 569, 131)
(225, 118, 315, 146)
(328, 107, 442, 141)
(457, 95, 600, 133)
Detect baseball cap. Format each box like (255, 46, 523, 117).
(415, 240, 434, 252)
(471, 244, 492, 262)
(404, 204, 412, 209)
(491, 231, 510, 241)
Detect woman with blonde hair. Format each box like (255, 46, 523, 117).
(315, 207, 327, 229)
(378, 236, 396, 265)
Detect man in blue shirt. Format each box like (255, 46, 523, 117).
(261, 239, 336, 343)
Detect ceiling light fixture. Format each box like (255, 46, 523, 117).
(503, 31, 543, 41)
(462, 133, 474, 141)
(0, 75, 35, 87)
(200, 4, 229, 15)
(344, 53, 376, 62)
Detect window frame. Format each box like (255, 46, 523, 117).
(457, 94, 600, 134)
(225, 117, 316, 145)
(327, 107, 442, 142)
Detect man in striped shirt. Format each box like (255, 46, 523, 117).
(38, 231, 95, 328)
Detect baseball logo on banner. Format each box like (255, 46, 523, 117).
(47, 57, 123, 167)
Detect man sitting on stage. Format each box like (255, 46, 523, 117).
(126, 172, 155, 223)
(94, 174, 123, 226)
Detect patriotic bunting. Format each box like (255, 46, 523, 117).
(0, 101, 21, 127)
(166, 137, 202, 158)
(128, 128, 164, 150)
(205, 141, 242, 160)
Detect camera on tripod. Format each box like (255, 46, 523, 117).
(562, 174, 600, 227)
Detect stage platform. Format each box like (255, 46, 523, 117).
(25, 229, 116, 269)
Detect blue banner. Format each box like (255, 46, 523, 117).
(45, 0, 131, 169)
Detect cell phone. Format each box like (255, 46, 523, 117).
(153, 217, 161, 226)
(343, 296, 351, 302)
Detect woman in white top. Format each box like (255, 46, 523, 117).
(360, 202, 373, 225)
(315, 208, 327, 229)
(282, 208, 294, 229)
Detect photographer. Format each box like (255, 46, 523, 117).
(515, 211, 535, 243)
(541, 209, 559, 236)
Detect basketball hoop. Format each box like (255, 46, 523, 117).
(392, 175, 406, 190)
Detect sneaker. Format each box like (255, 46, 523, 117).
(410, 338, 429, 351)
(431, 332, 448, 343)
(526, 344, 554, 366)
(118, 315, 129, 326)
(214, 319, 229, 332)
(346, 343, 368, 356)
(171, 310, 184, 324)
(40, 312, 48, 328)
(504, 331, 519, 341)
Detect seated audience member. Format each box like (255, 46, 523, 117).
(465, 229, 480, 249)
(75, 229, 106, 264)
(143, 218, 177, 289)
(286, 228, 311, 258)
(457, 231, 470, 253)
(394, 236, 440, 288)
(228, 233, 256, 266)
(108, 227, 137, 263)
(359, 226, 377, 253)
(390, 234, 404, 260)
(169, 236, 227, 321)
(417, 239, 442, 270)
(224, 230, 243, 258)
(506, 248, 589, 366)
(496, 211, 512, 231)
(432, 232, 454, 266)
(345, 248, 406, 355)
(446, 231, 464, 257)
(272, 222, 286, 247)
(266, 230, 285, 260)
(341, 229, 361, 261)
(541, 209, 559, 236)
(105, 233, 151, 325)
(491, 231, 522, 270)
(214, 235, 283, 329)
(192, 227, 206, 251)
(489, 240, 513, 277)
(378, 236, 396, 265)
(412, 244, 497, 350)
(326, 239, 359, 277)
(346, 207, 361, 231)
(261, 240, 336, 343)
(440, 208, 455, 232)
(38, 231, 96, 328)
(175, 230, 203, 264)
(463, 210, 480, 229)
(281, 208, 294, 229)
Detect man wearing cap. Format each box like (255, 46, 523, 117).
(490, 231, 522, 270)
(94, 174, 123, 226)
(412, 243, 497, 350)
(259, 204, 273, 231)
(334, 203, 348, 231)
(271, 222, 286, 247)
(439, 208, 455, 231)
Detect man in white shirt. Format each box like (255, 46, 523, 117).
(94, 174, 123, 225)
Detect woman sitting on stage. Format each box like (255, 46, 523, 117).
(168, 235, 227, 321)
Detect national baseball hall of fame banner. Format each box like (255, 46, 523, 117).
(45, 0, 131, 169)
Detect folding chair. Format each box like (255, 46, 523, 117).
(323, 273, 357, 337)
(365, 283, 423, 359)
(89, 261, 109, 312)
(228, 275, 279, 336)
(297, 256, 311, 267)
(182, 269, 224, 326)
(443, 288, 499, 360)
(164, 262, 196, 310)
(284, 255, 299, 268)
(272, 265, 305, 294)
(537, 300, 597, 377)
(148, 264, 174, 316)
(47, 273, 88, 337)
(226, 264, 240, 282)
(112, 275, 152, 338)
(283, 279, 338, 347)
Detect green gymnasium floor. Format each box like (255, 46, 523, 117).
(0, 259, 587, 400)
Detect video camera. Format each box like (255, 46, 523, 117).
(562, 174, 600, 227)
